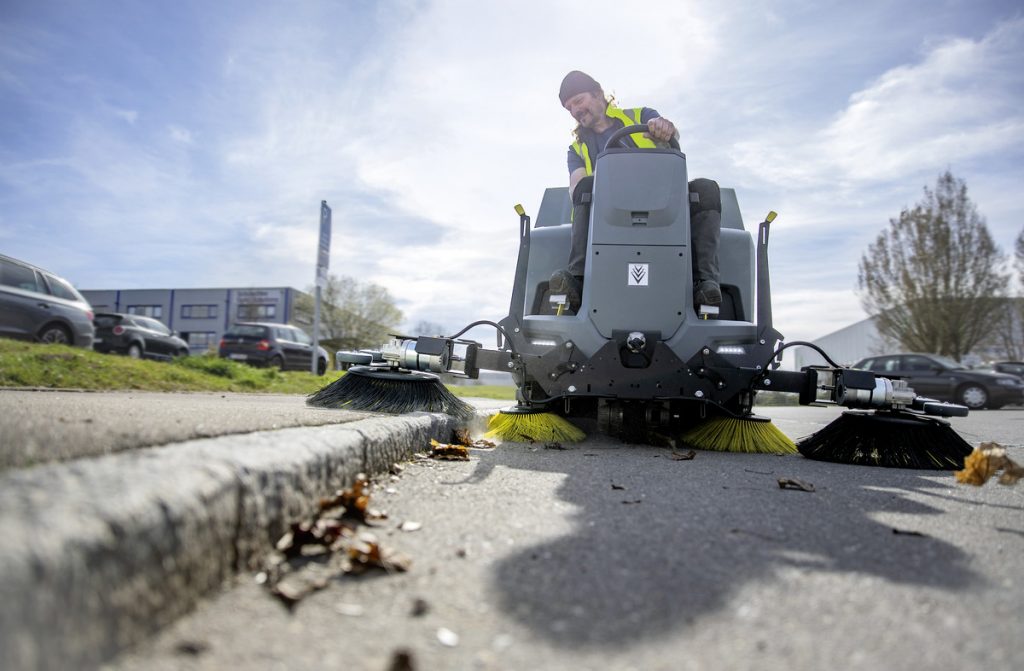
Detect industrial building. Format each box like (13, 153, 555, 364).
(80, 287, 310, 353)
(791, 317, 895, 370)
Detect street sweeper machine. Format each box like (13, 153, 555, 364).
(310, 124, 975, 470)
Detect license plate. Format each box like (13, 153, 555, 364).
(229, 354, 247, 360)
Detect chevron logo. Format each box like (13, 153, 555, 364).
(628, 263, 649, 286)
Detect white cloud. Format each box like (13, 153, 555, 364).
(731, 17, 1024, 189)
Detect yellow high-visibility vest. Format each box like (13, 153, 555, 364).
(570, 104, 656, 176)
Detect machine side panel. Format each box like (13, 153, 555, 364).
(719, 229, 755, 321)
(522, 225, 571, 316)
(535, 187, 572, 228)
(720, 188, 745, 231)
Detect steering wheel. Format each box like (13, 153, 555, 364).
(603, 123, 680, 152)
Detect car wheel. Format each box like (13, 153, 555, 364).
(38, 324, 72, 345)
(317, 358, 327, 376)
(957, 384, 988, 409)
(127, 343, 143, 359)
(269, 355, 285, 371)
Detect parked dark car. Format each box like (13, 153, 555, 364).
(852, 353, 1024, 410)
(218, 322, 328, 375)
(93, 312, 190, 360)
(973, 361, 1024, 381)
(0, 253, 94, 347)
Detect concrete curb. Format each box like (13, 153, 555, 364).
(0, 410, 489, 670)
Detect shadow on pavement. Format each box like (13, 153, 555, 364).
(470, 441, 980, 648)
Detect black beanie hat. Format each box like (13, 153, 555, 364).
(559, 70, 601, 105)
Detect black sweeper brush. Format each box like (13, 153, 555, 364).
(796, 410, 973, 470)
(307, 366, 475, 422)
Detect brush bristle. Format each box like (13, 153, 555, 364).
(307, 372, 475, 421)
(797, 411, 972, 469)
(681, 417, 797, 454)
(485, 412, 586, 443)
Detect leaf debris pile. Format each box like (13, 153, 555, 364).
(260, 473, 410, 607)
(955, 442, 1024, 486)
(428, 429, 496, 460)
(454, 428, 496, 449)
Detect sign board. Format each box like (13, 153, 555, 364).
(316, 201, 332, 287)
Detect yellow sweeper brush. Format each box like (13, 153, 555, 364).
(681, 415, 797, 455)
(485, 406, 586, 443)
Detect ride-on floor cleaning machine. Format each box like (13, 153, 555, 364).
(310, 124, 973, 469)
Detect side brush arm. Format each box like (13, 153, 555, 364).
(757, 366, 969, 418)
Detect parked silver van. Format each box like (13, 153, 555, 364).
(0, 253, 95, 347)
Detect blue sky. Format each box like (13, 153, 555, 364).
(2, 0, 1022, 347)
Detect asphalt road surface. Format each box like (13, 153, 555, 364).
(105, 406, 1024, 671)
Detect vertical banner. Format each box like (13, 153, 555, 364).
(313, 201, 331, 374)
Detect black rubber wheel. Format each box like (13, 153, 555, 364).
(957, 384, 988, 409)
(316, 358, 327, 376)
(269, 355, 285, 371)
(38, 324, 72, 345)
(127, 343, 143, 359)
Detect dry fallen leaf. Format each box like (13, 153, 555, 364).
(348, 532, 412, 574)
(670, 450, 697, 461)
(777, 478, 815, 492)
(956, 442, 1024, 486)
(430, 439, 471, 461)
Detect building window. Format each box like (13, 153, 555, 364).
(237, 304, 276, 320)
(181, 304, 218, 319)
(183, 332, 217, 349)
(127, 305, 163, 318)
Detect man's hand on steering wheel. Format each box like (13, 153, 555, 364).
(646, 116, 678, 143)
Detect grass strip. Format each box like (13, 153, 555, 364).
(0, 339, 515, 399)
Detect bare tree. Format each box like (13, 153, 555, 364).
(294, 275, 403, 350)
(858, 171, 1009, 361)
